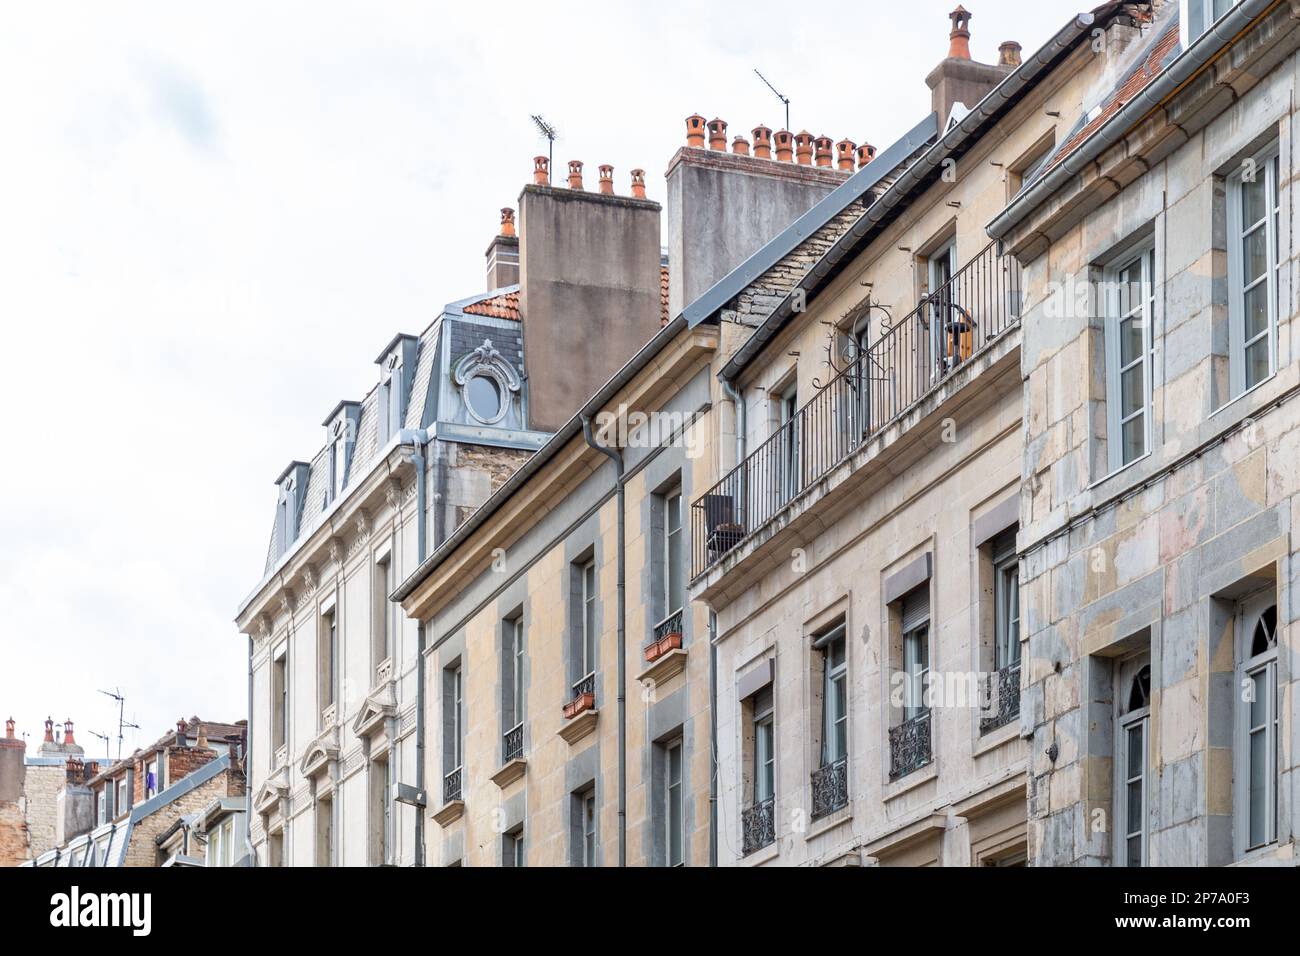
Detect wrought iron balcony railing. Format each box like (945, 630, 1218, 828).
(443, 766, 462, 804)
(652, 607, 684, 644)
(810, 756, 848, 819)
(741, 796, 776, 855)
(691, 241, 1021, 579)
(979, 662, 1021, 734)
(889, 710, 932, 780)
(503, 722, 524, 762)
(572, 672, 595, 700)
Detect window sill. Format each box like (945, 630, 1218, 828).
(490, 758, 527, 789)
(804, 805, 852, 842)
(882, 758, 938, 803)
(972, 717, 1020, 758)
(557, 708, 599, 746)
(636, 648, 688, 688)
(743, 840, 780, 866)
(432, 800, 465, 828)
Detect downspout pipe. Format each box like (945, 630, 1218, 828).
(987, 0, 1278, 241)
(708, 610, 718, 867)
(397, 428, 430, 867)
(583, 415, 626, 866)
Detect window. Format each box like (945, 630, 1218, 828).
(1237, 595, 1278, 852)
(571, 787, 598, 867)
(777, 381, 800, 500)
(753, 686, 775, 803)
(371, 755, 390, 866)
(115, 778, 128, 817)
(1105, 244, 1155, 469)
(1007, 134, 1055, 199)
(664, 490, 684, 619)
(1116, 661, 1150, 867)
(504, 827, 525, 868)
(901, 589, 930, 721)
(96, 788, 107, 826)
(467, 374, 503, 422)
(1184, 0, 1242, 46)
(321, 608, 337, 710)
(818, 624, 848, 766)
(316, 795, 333, 867)
(208, 817, 235, 868)
(581, 559, 597, 677)
(992, 530, 1020, 671)
(376, 555, 394, 668)
(665, 739, 684, 867)
(145, 758, 159, 799)
(1228, 142, 1281, 396)
(442, 663, 464, 802)
(271, 652, 288, 757)
(268, 831, 284, 867)
(503, 614, 525, 761)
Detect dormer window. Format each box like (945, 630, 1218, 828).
(274, 462, 310, 559)
(1184, 0, 1241, 47)
(321, 402, 361, 507)
(376, 334, 418, 445)
(454, 339, 520, 426)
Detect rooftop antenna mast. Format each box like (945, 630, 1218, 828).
(98, 688, 139, 761)
(530, 114, 559, 180)
(88, 730, 112, 761)
(754, 69, 791, 132)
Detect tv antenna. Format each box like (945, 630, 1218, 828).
(530, 114, 559, 179)
(88, 729, 112, 760)
(98, 688, 140, 761)
(754, 69, 791, 131)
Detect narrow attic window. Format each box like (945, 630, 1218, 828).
(376, 334, 418, 446)
(322, 402, 360, 507)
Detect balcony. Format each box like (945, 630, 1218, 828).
(559, 672, 599, 746)
(979, 662, 1021, 735)
(503, 722, 524, 762)
(691, 241, 1021, 581)
(741, 796, 776, 855)
(443, 766, 462, 804)
(889, 711, 932, 780)
(810, 757, 848, 819)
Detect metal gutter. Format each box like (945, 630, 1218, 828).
(393, 314, 689, 603)
(683, 113, 939, 330)
(719, 7, 1108, 381)
(987, 0, 1279, 240)
(582, 416, 627, 866)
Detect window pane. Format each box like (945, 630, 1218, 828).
(1119, 314, 1143, 364)
(1127, 724, 1144, 779)
(1245, 338, 1270, 390)
(1126, 780, 1143, 833)
(1249, 670, 1267, 727)
(1241, 175, 1267, 231)
(1243, 280, 1269, 341)
(1126, 835, 1142, 868)
(1120, 363, 1144, 416)
(1249, 728, 1267, 847)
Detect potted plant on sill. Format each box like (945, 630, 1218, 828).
(563, 691, 595, 720)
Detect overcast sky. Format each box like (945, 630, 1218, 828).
(0, 0, 1073, 760)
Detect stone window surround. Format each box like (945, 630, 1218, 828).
(970, 490, 1023, 747)
(802, 594, 852, 830)
(880, 545, 940, 797)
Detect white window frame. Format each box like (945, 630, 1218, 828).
(145, 758, 159, 799)
(992, 531, 1021, 671)
(665, 739, 684, 867)
(818, 623, 848, 766)
(1104, 242, 1156, 471)
(1117, 704, 1149, 866)
(505, 827, 525, 868)
(1235, 592, 1279, 855)
(582, 791, 597, 867)
(1227, 140, 1282, 398)
(505, 615, 525, 744)
(903, 623, 930, 722)
(753, 689, 775, 803)
(1182, 0, 1242, 49)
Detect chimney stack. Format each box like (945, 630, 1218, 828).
(43, 718, 54, 744)
(598, 164, 615, 195)
(63, 720, 76, 747)
(998, 40, 1022, 67)
(685, 114, 706, 149)
(567, 160, 584, 190)
(533, 156, 550, 186)
(486, 207, 520, 290)
(4, 718, 12, 739)
(752, 126, 772, 159)
(630, 169, 647, 199)
(176, 718, 187, 747)
(927, 6, 1015, 125)
(732, 135, 750, 156)
(708, 118, 728, 151)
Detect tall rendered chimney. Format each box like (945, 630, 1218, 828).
(926, 7, 1015, 126)
(486, 207, 520, 291)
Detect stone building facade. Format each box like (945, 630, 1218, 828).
(990, 0, 1300, 866)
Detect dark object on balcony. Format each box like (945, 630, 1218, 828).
(646, 609, 685, 661)
(742, 796, 776, 855)
(564, 673, 596, 720)
(979, 662, 1021, 734)
(443, 766, 462, 804)
(503, 723, 524, 762)
(810, 757, 848, 819)
(889, 710, 932, 779)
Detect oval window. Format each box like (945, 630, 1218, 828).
(467, 374, 502, 422)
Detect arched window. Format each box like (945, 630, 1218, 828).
(1116, 656, 1151, 867)
(1237, 596, 1279, 853)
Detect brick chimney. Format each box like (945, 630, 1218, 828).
(486, 207, 520, 291)
(517, 157, 663, 431)
(926, 6, 1015, 126)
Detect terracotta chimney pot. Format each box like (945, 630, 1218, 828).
(794, 131, 814, 166)
(856, 143, 877, 169)
(567, 160, 584, 190)
(707, 118, 728, 151)
(500, 207, 516, 238)
(5, 718, 14, 738)
(948, 5, 972, 60)
(64, 719, 76, 746)
(731, 135, 750, 156)
(597, 164, 615, 195)
(836, 139, 857, 171)
(43, 717, 54, 743)
(998, 40, 1022, 67)
(630, 169, 647, 199)
(533, 156, 550, 186)
(685, 114, 706, 149)
(774, 129, 794, 163)
(813, 135, 833, 167)
(752, 125, 773, 159)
